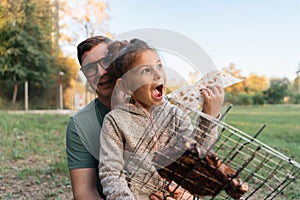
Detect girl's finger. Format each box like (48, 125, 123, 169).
(149, 192, 164, 200)
(206, 85, 220, 95)
(201, 89, 210, 101)
(216, 85, 224, 94)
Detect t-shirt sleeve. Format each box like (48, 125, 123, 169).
(66, 117, 98, 169)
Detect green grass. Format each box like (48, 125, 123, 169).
(0, 112, 71, 199)
(0, 113, 69, 172)
(0, 105, 299, 199)
(222, 104, 300, 199)
(224, 104, 300, 162)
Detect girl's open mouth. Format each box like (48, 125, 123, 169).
(152, 84, 164, 98)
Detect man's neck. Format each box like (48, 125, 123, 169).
(98, 96, 111, 110)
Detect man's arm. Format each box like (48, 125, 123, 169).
(70, 168, 103, 200)
(66, 118, 103, 200)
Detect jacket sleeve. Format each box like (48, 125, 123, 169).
(194, 113, 220, 155)
(175, 107, 220, 157)
(99, 115, 135, 200)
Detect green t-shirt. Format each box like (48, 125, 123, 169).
(66, 98, 109, 197)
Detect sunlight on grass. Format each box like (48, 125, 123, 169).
(225, 104, 300, 162)
(224, 104, 300, 198)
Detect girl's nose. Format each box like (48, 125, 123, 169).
(153, 67, 162, 80)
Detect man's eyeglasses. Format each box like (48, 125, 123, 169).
(80, 57, 112, 77)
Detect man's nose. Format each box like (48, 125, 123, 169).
(97, 64, 107, 77)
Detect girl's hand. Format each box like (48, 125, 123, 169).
(201, 85, 224, 118)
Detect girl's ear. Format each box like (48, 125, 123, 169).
(116, 78, 132, 95)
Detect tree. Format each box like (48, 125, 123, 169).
(56, 53, 78, 109)
(222, 63, 246, 94)
(0, 0, 111, 108)
(290, 65, 300, 104)
(292, 76, 300, 94)
(293, 63, 300, 94)
(56, 0, 111, 108)
(59, 0, 111, 49)
(244, 73, 268, 94)
(0, 0, 54, 103)
(264, 78, 290, 104)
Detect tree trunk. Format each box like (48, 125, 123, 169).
(12, 81, 18, 104)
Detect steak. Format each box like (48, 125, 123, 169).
(152, 142, 249, 200)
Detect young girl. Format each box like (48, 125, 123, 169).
(99, 39, 224, 200)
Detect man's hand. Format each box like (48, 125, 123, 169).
(201, 85, 224, 118)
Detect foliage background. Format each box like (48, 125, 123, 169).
(0, 0, 109, 110)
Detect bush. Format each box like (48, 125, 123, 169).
(237, 94, 252, 105)
(291, 94, 300, 104)
(225, 93, 239, 105)
(252, 93, 265, 105)
(0, 98, 23, 110)
(225, 93, 253, 105)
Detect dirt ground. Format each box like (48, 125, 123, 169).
(0, 175, 73, 200)
(0, 156, 73, 200)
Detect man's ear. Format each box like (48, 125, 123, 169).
(116, 78, 132, 95)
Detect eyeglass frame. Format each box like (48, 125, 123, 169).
(80, 57, 112, 77)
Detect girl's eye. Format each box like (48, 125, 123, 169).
(141, 68, 151, 74)
(156, 64, 163, 70)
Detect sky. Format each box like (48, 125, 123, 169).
(104, 0, 300, 80)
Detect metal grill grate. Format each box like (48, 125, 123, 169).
(120, 104, 300, 200)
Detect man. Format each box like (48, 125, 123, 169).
(66, 35, 224, 200)
(66, 36, 113, 199)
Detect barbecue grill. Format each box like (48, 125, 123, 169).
(120, 104, 300, 200)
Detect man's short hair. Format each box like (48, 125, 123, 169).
(77, 36, 111, 65)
